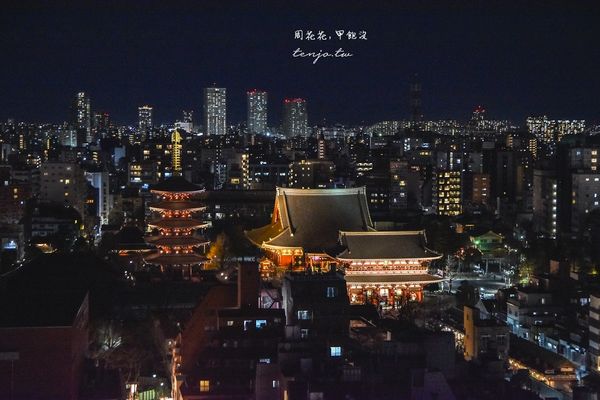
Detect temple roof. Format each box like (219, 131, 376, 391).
(149, 201, 206, 212)
(336, 230, 442, 260)
(150, 176, 204, 193)
(148, 218, 209, 230)
(344, 273, 444, 285)
(246, 187, 374, 253)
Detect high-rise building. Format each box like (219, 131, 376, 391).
(84, 169, 111, 227)
(282, 98, 308, 137)
(138, 105, 153, 141)
(172, 129, 182, 176)
(93, 111, 110, 140)
(40, 162, 88, 221)
(204, 87, 227, 136)
(247, 89, 268, 135)
(471, 173, 490, 206)
(434, 170, 462, 216)
(570, 173, 600, 235)
(532, 169, 558, 239)
(589, 294, 600, 373)
(73, 92, 91, 146)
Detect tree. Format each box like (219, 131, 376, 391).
(517, 260, 536, 285)
(206, 233, 230, 269)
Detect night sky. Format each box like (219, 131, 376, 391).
(1, 1, 599, 125)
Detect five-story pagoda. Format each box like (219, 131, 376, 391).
(144, 176, 210, 277)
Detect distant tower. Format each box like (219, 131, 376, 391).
(204, 86, 227, 135)
(247, 89, 268, 134)
(138, 105, 153, 141)
(172, 129, 182, 176)
(282, 98, 308, 137)
(409, 75, 423, 123)
(73, 92, 91, 146)
(472, 105, 486, 122)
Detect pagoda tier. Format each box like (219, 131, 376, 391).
(144, 177, 210, 272)
(147, 218, 210, 230)
(147, 236, 210, 248)
(149, 201, 207, 213)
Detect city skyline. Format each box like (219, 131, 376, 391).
(1, 2, 599, 125)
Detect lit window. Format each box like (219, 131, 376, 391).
(255, 320, 267, 329)
(297, 310, 312, 320)
(199, 380, 210, 392)
(326, 287, 338, 298)
(272, 380, 280, 388)
(227, 320, 234, 326)
(330, 346, 342, 357)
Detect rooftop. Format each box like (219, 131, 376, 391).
(336, 230, 441, 260)
(150, 176, 204, 193)
(246, 187, 374, 253)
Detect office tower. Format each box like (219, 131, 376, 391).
(172, 129, 182, 176)
(434, 170, 462, 216)
(73, 92, 91, 146)
(409, 74, 423, 123)
(93, 111, 110, 141)
(138, 105, 153, 141)
(204, 87, 227, 135)
(282, 98, 308, 137)
(247, 89, 268, 135)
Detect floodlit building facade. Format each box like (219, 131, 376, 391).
(246, 187, 443, 306)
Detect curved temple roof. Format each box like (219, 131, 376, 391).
(148, 218, 209, 230)
(150, 176, 204, 193)
(246, 187, 374, 253)
(149, 201, 206, 212)
(336, 230, 442, 261)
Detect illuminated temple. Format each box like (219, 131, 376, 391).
(246, 187, 443, 306)
(144, 177, 210, 276)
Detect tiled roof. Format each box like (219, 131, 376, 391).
(246, 187, 374, 253)
(151, 176, 204, 193)
(336, 231, 441, 260)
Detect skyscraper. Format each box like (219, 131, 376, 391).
(204, 87, 227, 135)
(247, 89, 268, 135)
(73, 92, 91, 146)
(138, 105, 153, 141)
(282, 98, 308, 137)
